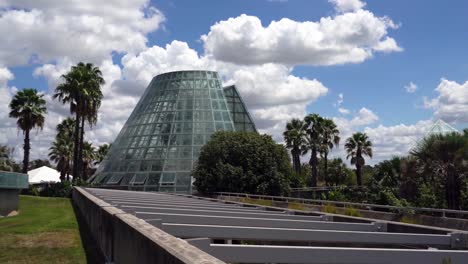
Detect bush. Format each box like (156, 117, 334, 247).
(344, 207, 362, 217)
(193, 131, 293, 195)
(323, 204, 337, 214)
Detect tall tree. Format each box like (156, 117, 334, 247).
(54, 62, 104, 180)
(82, 141, 96, 180)
(95, 143, 111, 166)
(9, 89, 47, 173)
(49, 137, 73, 182)
(303, 113, 325, 187)
(283, 119, 306, 174)
(0, 145, 14, 172)
(49, 117, 75, 181)
(345, 132, 373, 186)
(411, 132, 468, 209)
(320, 118, 340, 185)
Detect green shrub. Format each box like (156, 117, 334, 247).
(239, 198, 273, 207)
(288, 202, 306, 211)
(344, 207, 362, 217)
(322, 204, 337, 214)
(38, 182, 73, 198)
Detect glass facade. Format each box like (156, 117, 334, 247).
(90, 71, 256, 193)
(223, 85, 257, 132)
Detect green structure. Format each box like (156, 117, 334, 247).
(90, 71, 256, 193)
(0, 171, 28, 216)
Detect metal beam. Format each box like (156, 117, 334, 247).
(129, 206, 322, 220)
(103, 198, 250, 208)
(161, 223, 451, 246)
(136, 212, 379, 231)
(118, 204, 288, 215)
(203, 244, 468, 264)
(110, 200, 270, 212)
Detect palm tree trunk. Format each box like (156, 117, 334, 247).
(295, 154, 301, 174)
(446, 166, 460, 210)
(292, 149, 301, 174)
(72, 112, 81, 180)
(356, 164, 362, 186)
(78, 116, 85, 181)
(310, 147, 318, 187)
(22, 128, 30, 173)
(324, 152, 328, 186)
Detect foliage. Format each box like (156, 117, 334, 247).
(303, 113, 325, 187)
(344, 207, 362, 217)
(283, 119, 306, 175)
(319, 118, 340, 185)
(9, 88, 47, 173)
(81, 141, 96, 180)
(345, 132, 373, 186)
(28, 159, 53, 170)
(0, 145, 20, 172)
(54, 62, 104, 180)
(95, 143, 110, 165)
(193, 131, 293, 195)
(411, 132, 468, 209)
(0, 196, 86, 263)
(239, 198, 274, 207)
(322, 204, 337, 214)
(328, 189, 348, 201)
(318, 158, 355, 186)
(49, 118, 75, 182)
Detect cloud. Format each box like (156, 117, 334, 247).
(121, 41, 329, 140)
(338, 108, 350, 115)
(363, 120, 433, 163)
(424, 78, 468, 123)
(202, 10, 401, 66)
(0, 0, 164, 66)
(329, 0, 366, 13)
(404, 81, 418, 93)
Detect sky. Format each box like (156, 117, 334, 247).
(0, 0, 467, 164)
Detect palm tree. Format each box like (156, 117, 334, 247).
(9, 89, 47, 173)
(82, 141, 96, 180)
(54, 62, 104, 180)
(57, 117, 75, 139)
(49, 137, 73, 182)
(0, 145, 13, 171)
(320, 118, 340, 185)
(283, 119, 306, 174)
(95, 143, 111, 166)
(345, 132, 373, 186)
(303, 113, 325, 187)
(411, 132, 468, 209)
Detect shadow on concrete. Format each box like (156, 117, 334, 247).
(72, 200, 106, 264)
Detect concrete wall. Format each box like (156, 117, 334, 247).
(72, 187, 225, 264)
(0, 189, 20, 216)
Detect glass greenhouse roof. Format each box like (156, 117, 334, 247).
(90, 71, 257, 193)
(426, 119, 459, 136)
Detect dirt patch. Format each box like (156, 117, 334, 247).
(6, 231, 77, 249)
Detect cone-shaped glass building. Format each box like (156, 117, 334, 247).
(90, 70, 256, 193)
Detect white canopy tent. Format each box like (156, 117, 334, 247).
(27, 166, 72, 184)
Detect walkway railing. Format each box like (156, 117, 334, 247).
(216, 192, 468, 219)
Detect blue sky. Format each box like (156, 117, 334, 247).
(0, 0, 467, 163)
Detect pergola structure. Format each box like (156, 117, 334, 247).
(85, 188, 468, 264)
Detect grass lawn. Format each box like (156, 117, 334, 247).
(0, 195, 86, 264)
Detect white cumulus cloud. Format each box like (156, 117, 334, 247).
(0, 0, 164, 66)
(329, 0, 366, 13)
(424, 78, 468, 123)
(202, 10, 401, 66)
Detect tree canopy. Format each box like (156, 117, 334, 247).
(193, 131, 293, 195)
